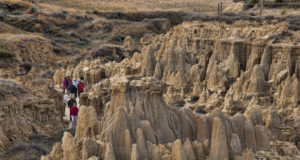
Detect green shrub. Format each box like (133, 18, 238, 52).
(21, 63, 32, 72)
(0, 49, 15, 59)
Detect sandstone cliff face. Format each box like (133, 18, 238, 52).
(46, 20, 300, 159)
(0, 80, 63, 153)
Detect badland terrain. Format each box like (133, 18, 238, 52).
(0, 0, 300, 159)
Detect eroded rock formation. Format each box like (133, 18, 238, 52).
(1, 0, 300, 159)
(46, 20, 300, 160)
(43, 77, 300, 160)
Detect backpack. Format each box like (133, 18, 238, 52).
(68, 99, 77, 108)
(68, 85, 77, 93)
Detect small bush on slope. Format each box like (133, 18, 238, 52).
(0, 49, 15, 59)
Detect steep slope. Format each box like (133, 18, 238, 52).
(0, 80, 63, 153)
(0, 32, 57, 79)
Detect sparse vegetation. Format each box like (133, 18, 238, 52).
(38, 0, 222, 14)
(174, 100, 186, 108)
(119, 25, 152, 39)
(21, 62, 32, 72)
(248, 0, 259, 8)
(281, 9, 287, 15)
(0, 49, 15, 59)
(2, 0, 34, 11)
(100, 33, 127, 44)
(190, 96, 200, 102)
(278, 15, 300, 31)
(0, 143, 48, 160)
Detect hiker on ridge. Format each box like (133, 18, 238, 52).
(73, 78, 78, 88)
(68, 96, 77, 108)
(77, 80, 84, 97)
(70, 103, 79, 129)
(67, 76, 72, 88)
(68, 83, 77, 98)
(62, 77, 68, 93)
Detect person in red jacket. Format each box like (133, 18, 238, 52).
(77, 80, 85, 97)
(70, 103, 79, 129)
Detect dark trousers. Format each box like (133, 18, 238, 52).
(78, 91, 82, 98)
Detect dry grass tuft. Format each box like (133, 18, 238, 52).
(118, 25, 152, 37)
(0, 33, 46, 41)
(0, 22, 26, 34)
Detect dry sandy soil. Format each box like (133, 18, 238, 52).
(39, 0, 232, 14)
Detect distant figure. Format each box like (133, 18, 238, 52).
(67, 76, 72, 88)
(73, 78, 78, 88)
(63, 93, 69, 107)
(62, 77, 68, 93)
(68, 96, 77, 108)
(70, 103, 79, 129)
(68, 84, 77, 98)
(77, 80, 85, 97)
